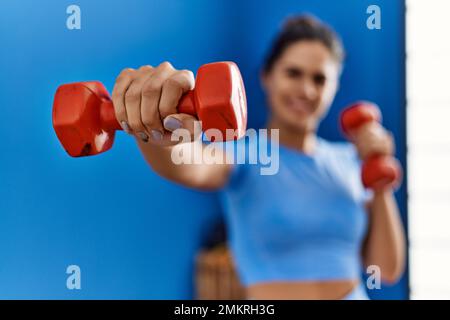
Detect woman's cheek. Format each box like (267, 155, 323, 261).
(272, 88, 289, 113)
(322, 82, 338, 106)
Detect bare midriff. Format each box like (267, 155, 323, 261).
(246, 279, 359, 300)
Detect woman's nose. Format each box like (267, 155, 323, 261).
(297, 79, 318, 100)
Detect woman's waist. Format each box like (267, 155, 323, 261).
(246, 279, 361, 300)
(235, 243, 363, 273)
(234, 246, 364, 288)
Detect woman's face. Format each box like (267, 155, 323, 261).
(262, 40, 341, 132)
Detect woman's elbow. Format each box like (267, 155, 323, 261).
(380, 258, 406, 284)
(364, 251, 406, 285)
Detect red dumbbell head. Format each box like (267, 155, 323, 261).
(194, 62, 247, 141)
(53, 81, 115, 157)
(362, 155, 403, 191)
(340, 101, 382, 138)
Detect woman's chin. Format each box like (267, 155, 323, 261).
(279, 115, 313, 132)
(270, 107, 317, 132)
(280, 110, 315, 130)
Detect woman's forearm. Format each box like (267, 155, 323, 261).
(136, 138, 231, 190)
(363, 190, 406, 283)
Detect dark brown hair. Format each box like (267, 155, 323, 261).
(263, 15, 345, 73)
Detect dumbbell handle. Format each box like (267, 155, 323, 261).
(341, 101, 402, 191)
(97, 88, 197, 132)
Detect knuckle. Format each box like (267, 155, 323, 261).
(142, 80, 162, 97)
(125, 89, 140, 101)
(180, 69, 194, 80)
(123, 67, 135, 73)
(117, 68, 134, 80)
(164, 76, 183, 89)
(158, 61, 173, 70)
(171, 70, 194, 89)
(138, 65, 153, 72)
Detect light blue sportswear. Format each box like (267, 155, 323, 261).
(342, 282, 369, 300)
(218, 134, 371, 298)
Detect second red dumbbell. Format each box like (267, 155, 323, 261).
(340, 101, 402, 191)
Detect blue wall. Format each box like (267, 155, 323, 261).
(0, 0, 407, 299)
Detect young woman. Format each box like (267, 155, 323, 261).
(111, 15, 406, 300)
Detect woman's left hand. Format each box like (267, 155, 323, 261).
(352, 123, 395, 160)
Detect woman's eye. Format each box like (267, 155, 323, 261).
(286, 68, 302, 78)
(313, 74, 326, 85)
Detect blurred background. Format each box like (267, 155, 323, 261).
(0, 0, 441, 300)
(407, 0, 450, 300)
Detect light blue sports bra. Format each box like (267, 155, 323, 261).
(219, 136, 370, 286)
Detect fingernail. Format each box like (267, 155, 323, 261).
(163, 117, 182, 131)
(121, 121, 130, 133)
(151, 130, 163, 141)
(137, 132, 149, 143)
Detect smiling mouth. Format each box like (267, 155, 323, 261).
(286, 98, 315, 114)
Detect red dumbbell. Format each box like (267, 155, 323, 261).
(52, 61, 247, 157)
(340, 101, 402, 191)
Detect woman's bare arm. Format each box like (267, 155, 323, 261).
(135, 138, 232, 190)
(111, 61, 233, 191)
(362, 190, 406, 284)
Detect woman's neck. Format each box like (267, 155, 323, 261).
(267, 117, 317, 155)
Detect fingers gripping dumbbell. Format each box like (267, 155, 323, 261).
(340, 102, 402, 191)
(52, 61, 247, 157)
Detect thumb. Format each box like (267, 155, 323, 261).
(162, 113, 201, 142)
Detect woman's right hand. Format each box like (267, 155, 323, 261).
(112, 61, 199, 146)
(113, 61, 232, 190)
